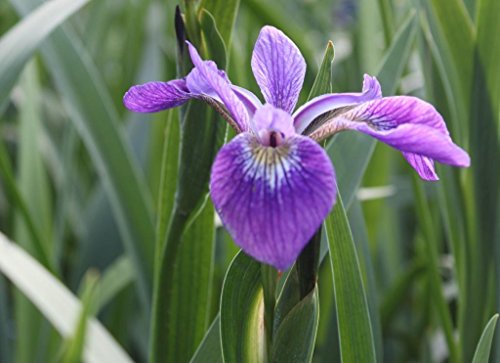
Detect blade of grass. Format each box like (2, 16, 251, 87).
(324, 194, 376, 363)
(11, 0, 156, 309)
(0, 0, 91, 113)
(471, 314, 499, 363)
(199, 0, 240, 46)
(0, 231, 133, 363)
(94, 256, 134, 312)
(220, 252, 266, 363)
(411, 176, 459, 363)
(62, 271, 99, 363)
(189, 316, 222, 363)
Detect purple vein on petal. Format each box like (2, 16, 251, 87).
(123, 79, 190, 113)
(187, 41, 249, 132)
(322, 95, 470, 179)
(251, 26, 306, 114)
(210, 133, 336, 270)
(293, 74, 382, 134)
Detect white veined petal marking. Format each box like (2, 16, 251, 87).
(241, 138, 299, 193)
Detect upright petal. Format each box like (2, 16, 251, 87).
(293, 74, 381, 134)
(123, 79, 190, 113)
(210, 133, 336, 270)
(251, 26, 306, 113)
(187, 42, 250, 132)
(307, 95, 470, 178)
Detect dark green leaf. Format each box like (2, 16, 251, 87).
(165, 201, 216, 363)
(220, 252, 266, 363)
(271, 288, 319, 363)
(190, 316, 223, 363)
(325, 194, 376, 363)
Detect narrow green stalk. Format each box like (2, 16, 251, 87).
(296, 228, 321, 299)
(377, 0, 395, 45)
(412, 176, 460, 363)
(261, 264, 277, 358)
(149, 210, 189, 363)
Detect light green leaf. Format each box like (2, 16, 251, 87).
(325, 194, 376, 363)
(94, 256, 134, 312)
(471, 314, 499, 363)
(200, 9, 228, 69)
(0, 231, 133, 363)
(0, 0, 91, 112)
(220, 252, 266, 363)
(271, 288, 319, 363)
(308, 41, 334, 99)
(63, 271, 99, 363)
(476, 0, 500, 118)
(11, 0, 156, 309)
(199, 0, 240, 46)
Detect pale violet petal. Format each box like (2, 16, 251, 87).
(187, 41, 250, 132)
(293, 74, 381, 134)
(251, 26, 306, 113)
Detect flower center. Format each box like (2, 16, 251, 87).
(259, 129, 285, 148)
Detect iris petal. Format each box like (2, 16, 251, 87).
(307, 95, 470, 179)
(293, 74, 382, 134)
(402, 153, 439, 181)
(210, 133, 336, 270)
(251, 26, 306, 114)
(123, 79, 190, 113)
(187, 42, 249, 132)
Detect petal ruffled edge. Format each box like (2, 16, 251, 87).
(251, 26, 306, 114)
(210, 133, 336, 270)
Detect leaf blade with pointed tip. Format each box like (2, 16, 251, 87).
(0, 232, 133, 363)
(471, 314, 499, 363)
(0, 0, 91, 112)
(325, 194, 376, 363)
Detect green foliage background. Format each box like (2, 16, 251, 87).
(0, 0, 499, 362)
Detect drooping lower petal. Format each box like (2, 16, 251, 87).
(123, 79, 190, 113)
(251, 26, 306, 114)
(210, 133, 336, 270)
(402, 153, 439, 181)
(187, 42, 249, 132)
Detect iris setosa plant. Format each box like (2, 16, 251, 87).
(124, 26, 470, 271)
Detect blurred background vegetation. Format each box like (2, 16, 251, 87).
(0, 0, 499, 362)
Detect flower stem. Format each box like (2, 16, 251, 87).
(149, 210, 189, 363)
(261, 263, 277, 359)
(296, 227, 322, 299)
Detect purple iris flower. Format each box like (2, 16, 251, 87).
(123, 26, 470, 270)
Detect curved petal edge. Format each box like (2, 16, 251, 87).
(210, 133, 336, 270)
